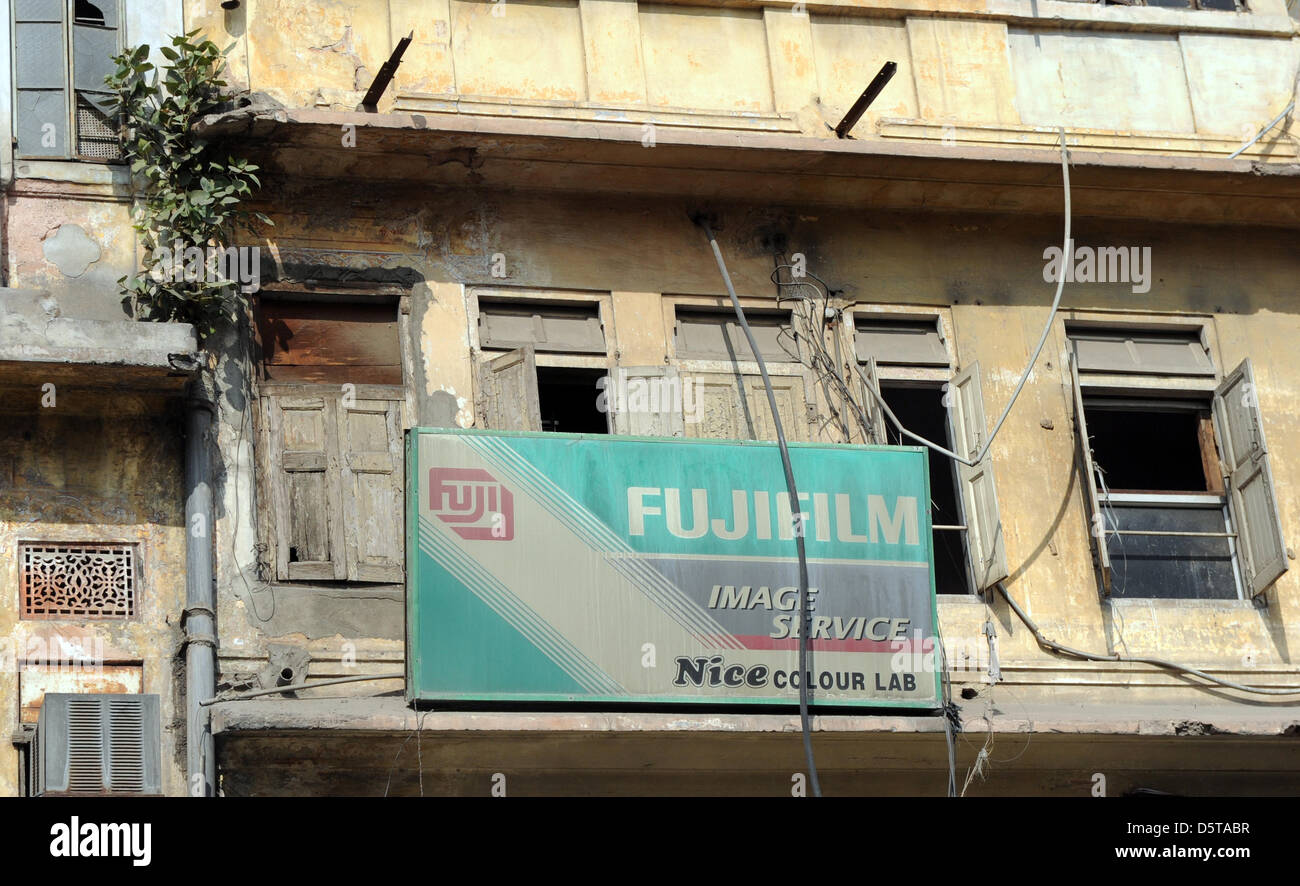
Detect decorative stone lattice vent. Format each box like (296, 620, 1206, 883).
(20, 544, 136, 619)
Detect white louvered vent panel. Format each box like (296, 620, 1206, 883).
(66, 698, 105, 793)
(108, 699, 146, 792)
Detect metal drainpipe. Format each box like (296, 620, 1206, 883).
(2, 152, 12, 288)
(184, 374, 218, 796)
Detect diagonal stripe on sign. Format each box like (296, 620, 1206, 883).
(466, 435, 745, 650)
(418, 519, 626, 695)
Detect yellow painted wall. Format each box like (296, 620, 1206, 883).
(194, 0, 1300, 158)
(175, 0, 1300, 711)
(221, 181, 1300, 707)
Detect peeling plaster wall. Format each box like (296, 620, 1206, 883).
(0, 387, 187, 797)
(209, 179, 1300, 708)
(4, 190, 137, 323)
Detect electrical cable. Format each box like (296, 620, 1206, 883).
(769, 265, 877, 441)
(1228, 101, 1296, 160)
(787, 128, 1074, 471)
(697, 217, 822, 798)
(199, 671, 405, 705)
(995, 583, 1300, 696)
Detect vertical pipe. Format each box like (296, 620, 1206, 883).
(185, 380, 217, 796)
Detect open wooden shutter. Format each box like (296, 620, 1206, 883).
(339, 395, 406, 582)
(264, 393, 346, 581)
(950, 362, 1009, 590)
(858, 356, 888, 445)
(478, 347, 541, 431)
(1213, 359, 1288, 596)
(610, 366, 685, 437)
(1069, 352, 1112, 592)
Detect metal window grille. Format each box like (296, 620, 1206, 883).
(20, 543, 137, 619)
(75, 93, 122, 160)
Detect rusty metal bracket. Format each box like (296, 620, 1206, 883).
(359, 32, 414, 112)
(833, 61, 897, 139)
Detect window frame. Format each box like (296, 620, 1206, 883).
(11, 0, 124, 162)
(470, 287, 616, 433)
(665, 295, 818, 444)
(874, 378, 979, 597)
(1064, 315, 1286, 600)
(476, 295, 608, 355)
(672, 303, 803, 365)
(1098, 0, 1248, 10)
(1080, 396, 1247, 601)
(845, 305, 1006, 597)
(251, 288, 412, 586)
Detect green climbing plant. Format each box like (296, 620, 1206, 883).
(108, 31, 270, 335)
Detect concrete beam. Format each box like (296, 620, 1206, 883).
(193, 108, 1300, 228)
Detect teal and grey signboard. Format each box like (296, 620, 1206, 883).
(406, 429, 940, 708)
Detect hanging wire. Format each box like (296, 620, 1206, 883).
(698, 218, 822, 798)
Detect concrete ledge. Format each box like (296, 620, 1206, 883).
(209, 694, 1300, 739)
(0, 307, 199, 372)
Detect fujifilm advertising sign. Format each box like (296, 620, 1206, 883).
(406, 429, 940, 709)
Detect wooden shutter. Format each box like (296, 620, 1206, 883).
(742, 375, 811, 442)
(264, 393, 346, 581)
(684, 372, 810, 442)
(950, 362, 1009, 590)
(478, 301, 606, 354)
(1071, 329, 1213, 376)
(610, 367, 685, 437)
(675, 310, 799, 363)
(1069, 352, 1112, 592)
(14, 0, 69, 158)
(1213, 359, 1288, 596)
(339, 396, 406, 582)
(478, 347, 541, 431)
(854, 318, 949, 367)
(857, 356, 889, 445)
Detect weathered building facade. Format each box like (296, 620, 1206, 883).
(2, 0, 193, 796)
(5, 0, 1300, 795)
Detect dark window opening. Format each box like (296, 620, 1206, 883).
(538, 367, 610, 434)
(880, 383, 971, 595)
(1083, 398, 1237, 599)
(74, 1, 106, 25)
(1083, 402, 1218, 493)
(1104, 506, 1237, 600)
